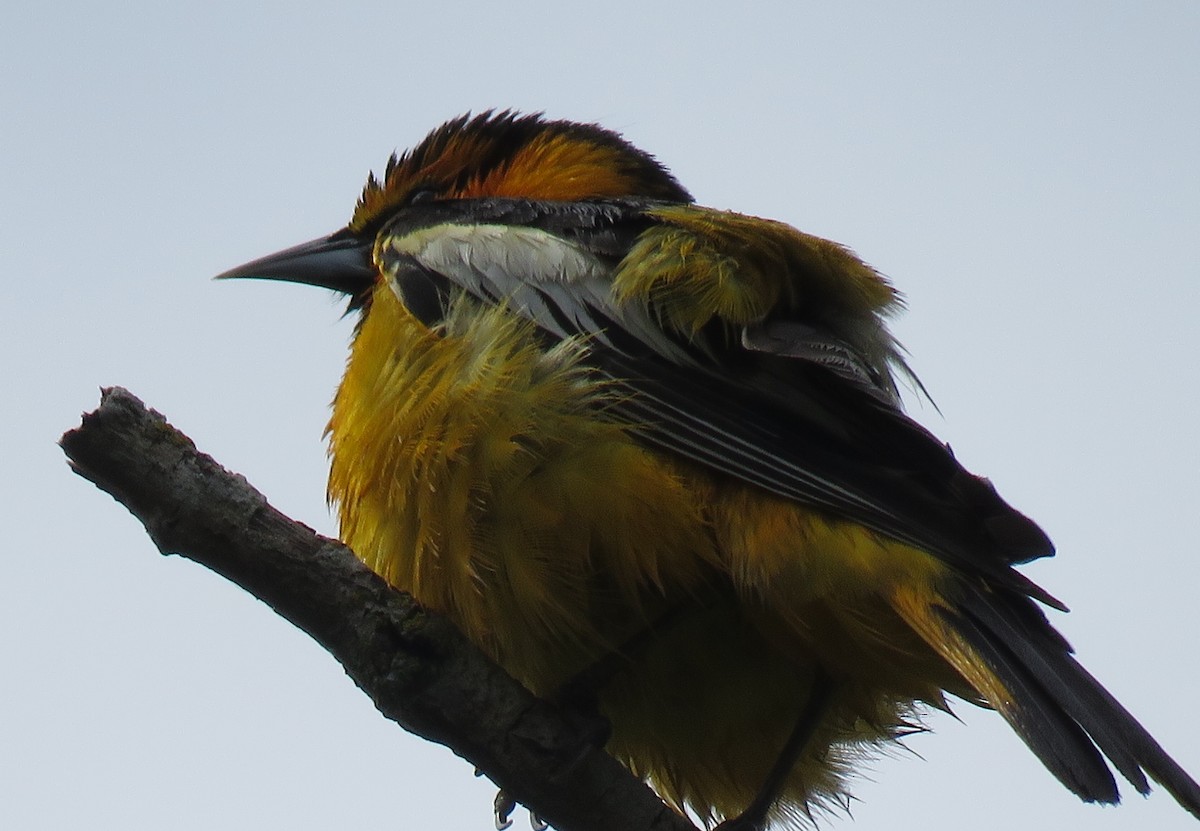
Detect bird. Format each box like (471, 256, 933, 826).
(218, 111, 1200, 829)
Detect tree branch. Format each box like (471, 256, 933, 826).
(60, 387, 695, 831)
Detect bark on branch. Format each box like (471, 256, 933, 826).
(60, 386, 695, 831)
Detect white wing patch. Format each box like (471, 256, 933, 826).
(382, 223, 697, 365)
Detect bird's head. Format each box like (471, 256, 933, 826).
(217, 111, 691, 304)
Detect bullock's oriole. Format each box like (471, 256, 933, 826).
(219, 111, 1200, 829)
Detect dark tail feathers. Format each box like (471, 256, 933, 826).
(939, 581, 1200, 818)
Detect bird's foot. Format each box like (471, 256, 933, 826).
(493, 789, 549, 830)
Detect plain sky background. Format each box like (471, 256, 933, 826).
(4, 3, 1198, 830)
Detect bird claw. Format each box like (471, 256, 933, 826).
(494, 790, 516, 830)
(494, 789, 551, 830)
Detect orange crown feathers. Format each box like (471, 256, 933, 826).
(349, 111, 693, 233)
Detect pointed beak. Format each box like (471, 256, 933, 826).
(215, 231, 376, 297)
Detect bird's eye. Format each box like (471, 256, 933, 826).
(408, 187, 439, 205)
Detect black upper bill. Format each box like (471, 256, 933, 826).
(215, 231, 375, 297)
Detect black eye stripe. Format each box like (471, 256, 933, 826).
(408, 187, 439, 205)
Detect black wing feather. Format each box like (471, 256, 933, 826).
(592, 345, 1060, 604)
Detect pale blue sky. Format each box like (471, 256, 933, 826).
(4, 3, 1199, 829)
